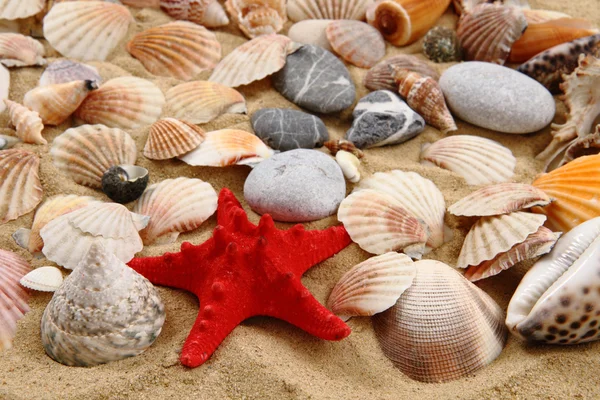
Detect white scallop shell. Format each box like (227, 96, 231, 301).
(0, 149, 42, 224)
(0, 249, 30, 351)
(0, 33, 45, 67)
(0, 64, 8, 113)
(20, 266, 63, 292)
(287, 0, 371, 21)
(0, 0, 44, 19)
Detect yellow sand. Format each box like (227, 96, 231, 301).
(1, 1, 600, 398)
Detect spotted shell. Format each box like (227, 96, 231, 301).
(0, 149, 42, 224)
(160, 0, 229, 28)
(0, 250, 30, 351)
(364, 54, 440, 92)
(39, 60, 102, 87)
(326, 20, 386, 69)
(225, 0, 286, 39)
(143, 118, 205, 160)
(4, 99, 45, 145)
(0, 33, 45, 67)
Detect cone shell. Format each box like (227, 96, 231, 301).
(20, 266, 63, 292)
(4, 99, 45, 145)
(0, 149, 42, 224)
(126, 21, 222, 80)
(364, 54, 440, 92)
(225, 0, 286, 39)
(326, 20, 386, 69)
(160, 0, 230, 28)
(0, 33, 45, 67)
(327, 252, 416, 320)
(288, 20, 333, 51)
(165, 81, 246, 124)
(43, 1, 134, 61)
(75, 77, 165, 129)
(144, 118, 205, 160)
(0, 0, 44, 19)
(420, 135, 516, 185)
(51, 124, 137, 188)
(336, 150, 360, 183)
(0, 249, 30, 351)
(287, 0, 370, 21)
(39, 60, 102, 87)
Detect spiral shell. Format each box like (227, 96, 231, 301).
(0, 33, 45, 67)
(4, 99, 45, 145)
(160, 0, 230, 28)
(144, 118, 205, 160)
(287, 0, 371, 21)
(0, 249, 30, 352)
(0, 149, 42, 224)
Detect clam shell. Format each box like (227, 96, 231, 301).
(0, 0, 44, 19)
(287, 0, 370, 21)
(336, 150, 360, 183)
(43, 1, 134, 61)
(39, 60, 102, 87)
(288, 20, 333, 51)
(4, 99, 45, 145)
(40, 242, 165, 366)
(0, 149, 42, 224)
(160, 0, 229, 28)
(165, 81, 246, 124)
(50, 124, 137, 189)
(326, 20, 386, 69)
(134, 177, 218, 245)
(364, 54, 440, 92)
(372, 259, 507, 383)
(225, 0, 286, 39)
(127, 21, 221, 80)
(0, 33, 45, 67)
(0, 249, 30, 351)
(75, 76, 165, 129)
(20, 266, 63, 292)
(420, 135, 516, 185)
(144, 118, 205, 160)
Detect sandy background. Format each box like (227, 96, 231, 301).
(1, 1, 600, 399)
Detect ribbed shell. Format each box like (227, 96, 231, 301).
(225, 0, 287, 39)
(372, 259, 507, 383)
(0, 249, 30, 352)
(0, 33, 45, 67)
(364, 55, 440, 92)
(50, 124, 137, 189)
(39, 60, 102, 87)
(20, 266, 63, 292)
(287, 0, 371, 21)
(127, 21, 221, 80)
(144, 118, 205, 160)
(0, 0, 44, 19)
(4, 100, 45, 145)
(160, 0, 230, 28)
(0, 149, 42, 224)
(452, 0, 530, 16)
(420, 135, 516, 185)
(326, 20, 385, 68)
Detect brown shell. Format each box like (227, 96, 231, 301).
(364, 54, 440, 92)
(324, 139, 365, 159)
(326, 20, 386, 68)
(144, 118, 205, 160)
(0, 149, 42, 224)
(225, 0, 286, 39)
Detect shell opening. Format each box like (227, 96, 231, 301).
(118, 165, 148, 183)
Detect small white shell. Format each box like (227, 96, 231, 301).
(20, 266, 63, 292)
(336, 150, 360, 183)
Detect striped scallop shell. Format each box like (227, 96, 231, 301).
(4, 100, 45, 145)
(144, 118, 205, 160)
(75, 77, 165, 129)
(43, 1, 134, 61)
(0, 250, 30, 352)
(373, 259, 507, 383)
(420, 135, 516, 185)
(287, 0, 371, 21)
(160, 0, 229, 28)
(127, 21, 221, 80)
(364, 55, 440, 92)
(165, 81, 246, 124)
(0, 0, 44, 19)
(39, 60, 102, 87)
(20, 266, 63, 292)
(326, 20, 386, 68)
(0, 149, 42, 224)
(134, 177, 218, 245)
(0, 33, 45, 67)
(225, 0, 287, 39)
(50, 124, 137, 188)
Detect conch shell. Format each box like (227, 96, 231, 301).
(4, 99, 45, 145)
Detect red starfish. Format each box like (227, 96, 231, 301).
(128, 188, 352, 368)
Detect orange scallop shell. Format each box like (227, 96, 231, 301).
(144, 118, 205, 160)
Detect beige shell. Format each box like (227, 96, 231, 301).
(144, 118, 205, 160)
(50, 124, 137, 188)
(420, 135, 516, 185)
(4, 99, 45, 145)
(0, 0, 44, 19)
(372, 259, 507, 383)
(364, 54, 440, 92)
(0, 33, 45, 67)
(40, 242, 165, 366)
(336, 150, 360, 183)
(20, 266, 63, 292)
(159, 0, 230, 28)
(0, 149, 42, 224)
(225, 0, 286, 39)
(39, 60, 102, 87)
(165, 81, 246, 124)
(288, 20, 333, 51)
(0, 249, 30, 352)
(287, 0, 371, 21)
(75, 77, 165, 129)
(0, 64, 8, 113)
(126, 21, 221, 80)
(326, 20, 386, 69)
(134, 177, 218, 245)
(337, 189, 430, 259)
(327, 252, 416, 320)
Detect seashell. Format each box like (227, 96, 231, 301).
(0, 134, 19, 149)
(448, 183, 553, 217)
(364, 55, 440, 92)
(288, 20, 332, 51)
(40, 202, 149, 270)
(456, 211, 547, 269)
(179, 129, 275, 167)
(209, 34, 300, 88)
(327, 252, 416, 320)
(20, 266, 63, 292)
(0, 33, 45, 67)
(0, 63, 7, 113)
(325, 20, 386, 69)
(165, 81, 246, 124)
(134, 177, 218, 245)
(0, 249, 30, 351)
(43, 1, 134, 62)
(144, 118, 205, 160)
(126, 21, 221, 80)
(40, 242, 165, 366)
(392, 67, 457, 134)
(225, 0, 286, 39)
(324, 139, 364, 159)
(337, 189, 430, 259)
(508, 19, 600, 64)
(558, 129, 600, 168)
(0, 0, 44, 19)
(456, 3, 527, 65)
(452, 0, 530, 16)
(0, 149, 42, 224)
(4, 100, 45, 145)
(23, 80, 98, 126)
(122, 0, 161, 6)
(522, 8, 571, 24)
(51, 124, 137, 189)
(506, 217, 600, 344)
(336, 150, 360, 183)
(160, 0, 230, 28)
(464, 226, 560, 282)
(373, 259, 507, 383)
(102, 165, 149, 204)
(420, 135, 516, 185)
(366, 0, 451, 47)
(423, 26, 462, 63)
(74, 77, 165, 129)
(287, 0, 370, 21)
(39, 60, 102, 87)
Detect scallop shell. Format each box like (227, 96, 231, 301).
(144, 118, 205, 160)
(20, 266, 63, 292)
(126, 21, 221, 80)
(0, 0, 44, 19)
(134, 177, 218, 245)
(420, 135, 516, 185)
(39, 60, 102, 87)
(287, 0, 371, 21)
(364, 55, 440, 92)
(51, 124, 137, 188)
(327, 252, 416, 320)
(179, 129, 275, 167)
(288, 20, 333, 51)
(165, 81, 246, 124)
(40, 202, 149, 270)
(0, 149, 42, 224)
(0, 249, 30, 352)
(4, 99, 45, 145)
(448, 183, 553, 217)
(423, 26, 462, 63)
(372, 259, 507, 383)
(41, 242, 165, 366)
(336, 150, 360, 183)
(0, 33, 45, 67)
(452, 0, 529, 15)
(225, 0, 286, 39)
(160, 0, 230, 28)
(325, 20, 386, 69)
(74, 77, 165, 129)
(324, 139, 365, 159)
(209, 34, 300, 88)
(43, 1, 134, 61)
(337, 189, 430, 259)
(559, 129, 600, 168)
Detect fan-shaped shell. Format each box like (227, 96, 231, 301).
(288, 20, 333, 51)
(0, 0, 44, 19)
(0, 33, 45, 67)
(287, 0, 371, 21)
(43, 1, 134, 61)
(50, 124, 137, 189)
(144, 118, 205, 160)
(127, 21, 221, 80)
(20, 266, 63, 292)
(372, 259, 507, 383)
(326, 20, 386, 69)
(4, 100, 45, 145)
(364, 55, 440, 92)
(160, 0, 230, 28)
(0, 149, 42, 224)
(420, 135, 516, 185)
(39, 60, 102, 87)
(0, 250, 30, 351)
(225, 0, 286, 39)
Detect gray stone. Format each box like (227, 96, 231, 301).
(251, 108, 329, 151)
(243, 149, 346, 222)
(272, 45, 356, 114)
(439, 62, 555, 134)
(345, 90, 425, 148)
